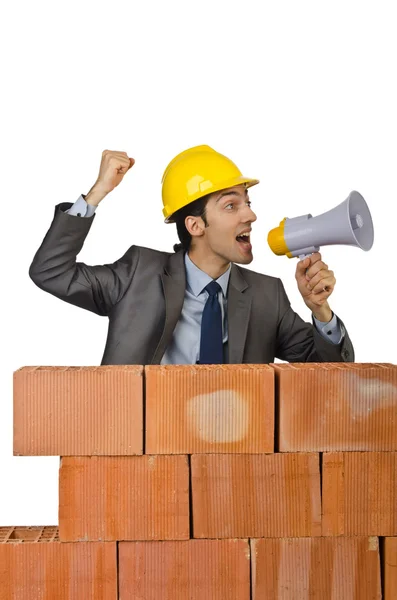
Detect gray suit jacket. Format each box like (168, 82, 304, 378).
(29, 202, 354, 365)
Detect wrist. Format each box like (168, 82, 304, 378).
(312, 305, 333, 323)
(85, 184, 108, 207)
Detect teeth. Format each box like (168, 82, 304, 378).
(238, 232, 250, 238)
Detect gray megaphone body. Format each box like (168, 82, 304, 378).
(267, 191, 374, 260)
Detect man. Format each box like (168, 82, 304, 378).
(29, 145, 354, 365)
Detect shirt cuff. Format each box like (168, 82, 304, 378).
(313, 312, 345, 345)
(64, 194, 97, 217)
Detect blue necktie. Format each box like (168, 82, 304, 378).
(199, 281, 223, 364)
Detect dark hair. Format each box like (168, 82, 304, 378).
(172, 194, 211, 252)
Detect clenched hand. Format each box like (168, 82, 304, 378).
(295, 252, 336, 320)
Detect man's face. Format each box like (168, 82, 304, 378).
(194, 184, 258, 265)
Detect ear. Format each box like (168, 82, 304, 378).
(185, 215, 206, 238)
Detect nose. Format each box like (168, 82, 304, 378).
(243, 205, 257, 223)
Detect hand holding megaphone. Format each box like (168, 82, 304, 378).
(267, 191, 374, 260)
(295, 251, 336, 319)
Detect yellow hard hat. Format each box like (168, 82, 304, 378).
(161, 145, 259, 222)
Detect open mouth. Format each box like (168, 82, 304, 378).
(236, 232, 251, 246)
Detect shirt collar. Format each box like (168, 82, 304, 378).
(184, 252, 231, 297)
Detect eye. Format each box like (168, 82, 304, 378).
(224, 203, 234, 210)
(246, 199, 252, 207)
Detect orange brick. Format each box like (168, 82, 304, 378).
(384, 537, 397, 599)
(145, 365, 274, 454)
(13, 366, 143, 455)
(251, 537, 381, 599)
(322, 452, 397, 536)
(59, 455, 190, 541)
(272, 362, 397, 451)
(0, 526, 116, 599)
(191, 453, 321, 538)
(119, 539, 250, 599)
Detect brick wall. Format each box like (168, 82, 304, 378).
(3, 362, 396, 599)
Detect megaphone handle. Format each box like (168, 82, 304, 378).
(298, 253, 313, 261)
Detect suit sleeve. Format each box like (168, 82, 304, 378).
(29, 202, 139, 316)
(275, 278, 354, 362)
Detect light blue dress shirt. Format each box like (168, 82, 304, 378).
(65, 195, 345, 363)
(161, 253, 230, 364)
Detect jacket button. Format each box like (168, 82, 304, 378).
(342, 349, 349, 358)
(77, 212, 81, 217)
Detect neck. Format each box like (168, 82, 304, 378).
(187, 248, 230, 280)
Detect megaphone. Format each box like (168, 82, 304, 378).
(267, 190, 374, 260)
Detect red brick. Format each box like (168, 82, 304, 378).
(322, 452, 397, 536)
(0, 526, 116, 599)
(59, 455, 190, 541)
(119, 539, 250, 599)
(13, 366, 143, 455)
(145, 365, 274, 454)
(384, 537, 397, 599)
(191, 453, 321, 538)
(251, 536, 381, 599)
(272, 362, 397, 451)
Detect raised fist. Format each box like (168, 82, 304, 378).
(93, 149, 135, 196)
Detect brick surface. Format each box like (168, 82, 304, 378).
(322, 452, 397, 536)
(272, 363, 397, 452)
(191, 453, 321, 538)
(251, 536, 381, 599)
(383, 537, 397, 599)
(145, 365, 274, 454)
(59, 455, 190, 541)
(119, 539, 250, 600)
(0, 527, 116, 599)
(13, 366, 143, 455)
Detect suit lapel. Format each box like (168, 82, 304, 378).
(151, 251, 186, 364)
(227, 264, 252, 364)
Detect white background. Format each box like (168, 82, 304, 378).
(1, 0, 396, 525)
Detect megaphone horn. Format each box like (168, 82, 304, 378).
(267, 191, 374, 260)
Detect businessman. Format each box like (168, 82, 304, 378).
(29, 145, 354, 365)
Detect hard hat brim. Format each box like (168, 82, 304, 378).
(163, 176, 259, 223)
